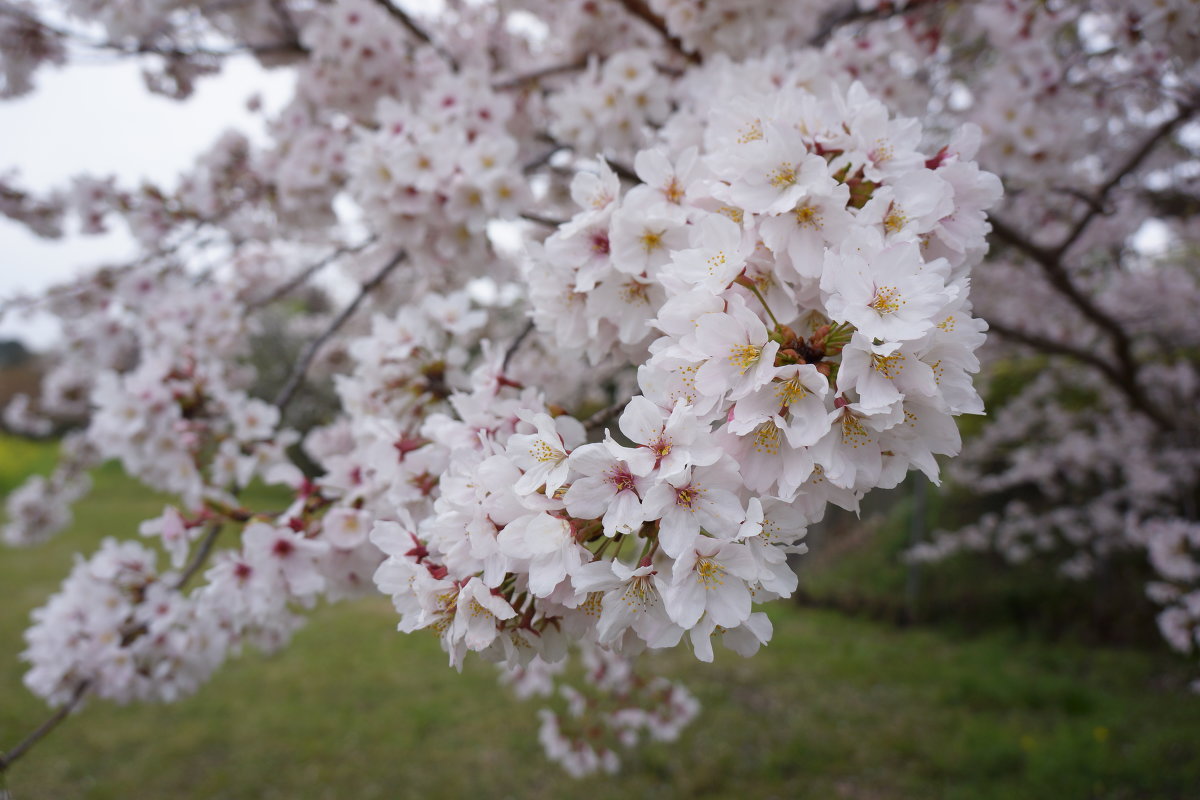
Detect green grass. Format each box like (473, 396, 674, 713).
(3, 436, 1200, 799)
(799, 478, 1165, 647)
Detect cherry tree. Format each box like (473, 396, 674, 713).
(0, 0, 1195, 779)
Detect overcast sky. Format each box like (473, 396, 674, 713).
(0, 55, 294, 348)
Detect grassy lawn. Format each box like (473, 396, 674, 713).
(2, 437, 1199, 799)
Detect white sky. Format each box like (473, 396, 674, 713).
(0, 55, 294, 348)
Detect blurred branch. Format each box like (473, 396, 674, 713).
(987, 216, 1148, 404)
(584, 399, 628, 432)
(612, 0, 697, 63)
(521, 144, 568, 174)
(809, 0, 946, 47)
(1054, 101, 1198, 259)
(174, 522, 224, 590)
(502, 320, 536, 372)
(494, 59, 588, 91)
(274, 250, 407, 415)
(0, 1, 307, 59)
(519, 212, 565, 227)
(986, 318, 1172, 432)
(371, 0, 458, 69)
(985, 105, 1198, 435)
(0, 680, 90, 775)
(249, 237, 377, 309)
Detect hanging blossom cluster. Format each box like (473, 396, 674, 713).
(360, 59, 998, 765)
(529, 645, 699, 777)
(24, 539, 225, 705)
(348, 72, 530, 265)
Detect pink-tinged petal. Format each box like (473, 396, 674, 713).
(618, 396, 665, 446)
(658, 508, 700, 558)
(706, 581, 752, 628)
(689, 623, 716, 662)
(665, 577, 706, 629)
(717, 543, 761, 582)
(640, 482, 676, 521)
(696, 488, 745, 538)
(564, 475, 615, 519)
(528, 549, 568, 597)
(603, 490, 645, 537)
(567, 442, 613, 475)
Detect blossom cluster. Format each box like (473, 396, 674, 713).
(368, 62, 999, 707)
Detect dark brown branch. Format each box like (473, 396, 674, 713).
(174, 522, 224, 590)
(0, 3, 308, 59)
(249, 237, 376, 309)
(988, 215, 1136, 369)
(493, 59, 588, 91)
(584, 399, 628, 432)
(809, 0, 945, 47)
(608, 159, 638, 183)
(612, 0, 698, 63)
(987, 319, 1120, 381)
(521, 144, 567, 174)
(986, 319, 1172, 432)
(1054, 101, 1198, 260)
(502, 320, 536, 372)
(0, 680, 90, 774)
(267, 0, 303, 47)
(371, 0, 458, 69)
(519, 212, 565, 228)
(274, 250, 407, 414)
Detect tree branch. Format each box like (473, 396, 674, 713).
(370, 0, 458, 69)
(0, 680, 90, 774)
(502, 321, 536, 373)
(174, 522, 224, 590)
(989, 215, 1137, 374)
(521, 144, 568, 174)
(611, 0, 697, 63)
(809, 0, 945, 47)
(987, 110, 1190, 437)
(986, 319, 1172, 432)
(519, 212, 565, 228)
(249, 237, 376, 309)
(584, 399, 628, 432)
(493, 59, 588, 91)
(1054, 101, 1198, 260)
(273, 250, 407, 415)
(0, 2, 308, 60)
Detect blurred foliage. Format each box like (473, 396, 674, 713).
(799, 479, 1164, 648)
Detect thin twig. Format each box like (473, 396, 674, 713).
(502, 320, 536, 372)
(370, 0, 458, 69)
(493, 59, 588, 91)
(0, 681, 90, 774)
(986, 319, 1172, 432)
(809, 0, 945, 47)
(521, 144, 567, 174)
(519, 212, 565, 228)
(608, 159, 639, 183)
(612, 0, 697, 63)
(174, 522, 224, 590)
(584, 399, 629, 432)
(249, 237, 376, 309)
(274, 250, 408, 414)
(1053, 101, 1197, 259)
(0, 2, 307, 59)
